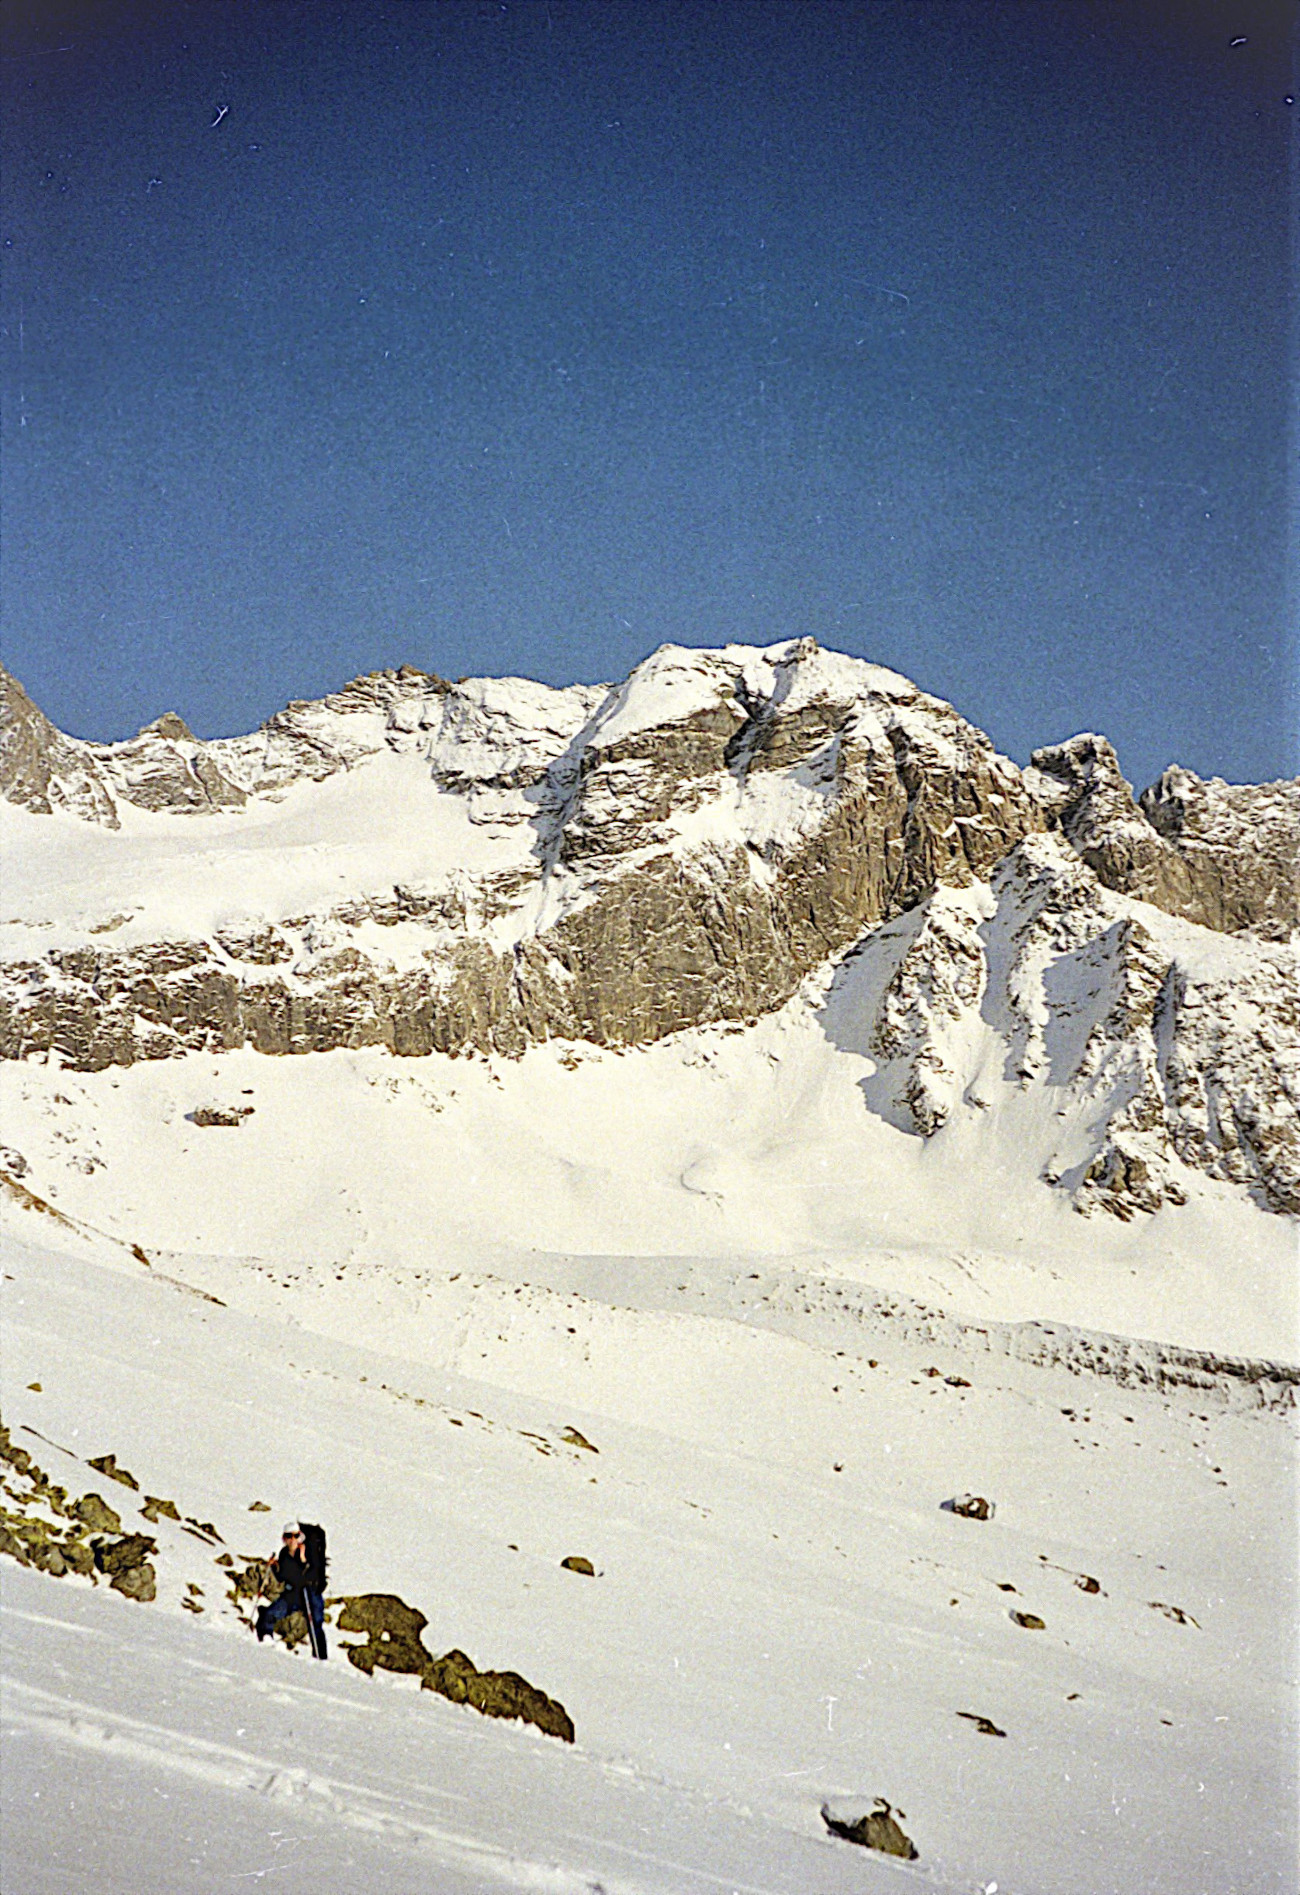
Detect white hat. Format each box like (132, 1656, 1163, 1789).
(282, 1521, 300, 1538)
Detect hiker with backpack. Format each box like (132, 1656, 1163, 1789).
(256, 1521, 328, 1659)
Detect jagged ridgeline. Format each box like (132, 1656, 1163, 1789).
(1, 640, 1296, 1219)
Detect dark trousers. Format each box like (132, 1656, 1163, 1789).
(257, 1587, 327, 1659)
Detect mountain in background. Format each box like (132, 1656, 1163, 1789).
(1, 638, 1296, 1354)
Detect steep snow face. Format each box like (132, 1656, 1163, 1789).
(826, 834, 1300, 1222)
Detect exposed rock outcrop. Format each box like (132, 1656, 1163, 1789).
(336, 1592, 574, 1741)
(1025, 733, 1299, 942)
(842, 832, 1299, 1219)
(0, 667, 119, 827)
(1139, 765, 1300, 942)
(0, 642, 1045, 1068)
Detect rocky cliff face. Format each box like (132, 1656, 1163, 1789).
(0, 668, 120, 828)
(2, 640, 1295, 1222)
(1024, 733, 1298, 942)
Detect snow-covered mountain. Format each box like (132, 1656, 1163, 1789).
(2, 638, 1296, 1249)
(2, 640, 1297, 1893)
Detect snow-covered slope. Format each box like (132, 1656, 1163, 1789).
(2, 1211, 1295, 1894)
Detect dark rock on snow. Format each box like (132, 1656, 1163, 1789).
(822, 1797, 919, 1859)
(336, 1592, 574, 1742)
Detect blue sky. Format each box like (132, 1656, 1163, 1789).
(1, 0, 1294, 790)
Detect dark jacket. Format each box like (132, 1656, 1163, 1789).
(274, 1545, 311, 1597)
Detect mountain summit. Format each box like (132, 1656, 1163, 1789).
(1, 640, 1296, 1258)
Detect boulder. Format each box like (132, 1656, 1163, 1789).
(560, 1555, 596, 1576)
(945, 1494, 995, 1521)
(337, 1593, 433, 1679)
(821, 1798, 918, 1859)
(110, 1561, 157, 1602)
(86, 1529, 157, 1601)
(71, 1493, 122, 1534)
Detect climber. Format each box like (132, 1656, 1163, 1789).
(256, 1521, 328, 1658)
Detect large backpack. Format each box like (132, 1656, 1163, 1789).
(300, 1522, 328, 1592)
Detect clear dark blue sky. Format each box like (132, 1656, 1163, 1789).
(2, 0, 1294, 789)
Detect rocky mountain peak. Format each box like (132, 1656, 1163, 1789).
(144, 712, 197, 743)
(0, 663, 120, 828)
(1024, 732, 1298, 943)
(2, 642, 1295, 1225)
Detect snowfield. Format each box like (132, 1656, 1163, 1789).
(3, 991, 1296, 1362)
(1, 1202, 1296, 1893)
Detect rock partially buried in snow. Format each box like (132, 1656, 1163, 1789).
(140, 1495, 180, 1523)
(560, 1555, 596, 1576)
(1010, 1610, 1046, 1630)
(91, 1532, 158, 1602)
(336, 1593, 575, 1742)
(821, 1797, 918, 1860)
(425, 1647, 575, 1745)
(186, 1105, 254, 1128)
(336, 1592, 432, 1679)
(1148, 1600, 1200, 1627)
(945, 1493, 995, 1521)
(86, 1453, 139, 1491)
(70, 1492, 122, 1534)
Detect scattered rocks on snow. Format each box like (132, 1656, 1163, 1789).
(821, 1797, 919, 1860)
(140, 1495, 181, 1523)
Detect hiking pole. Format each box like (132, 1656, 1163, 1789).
(250, 1558, 269, 1635)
